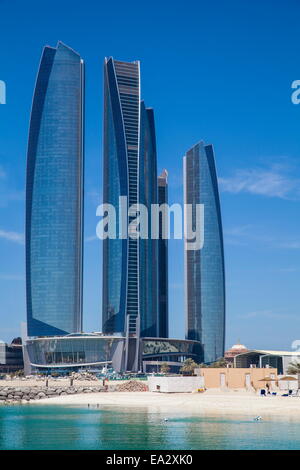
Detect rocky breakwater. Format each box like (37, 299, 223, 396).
(116, 380, 149, 392)
(0, 385, 105, 403)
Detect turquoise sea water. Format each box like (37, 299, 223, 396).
(1, 405, 300, 450)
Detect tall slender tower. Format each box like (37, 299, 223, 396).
(26, 42, 84, 337)
(139, 104, 159, 338)
(183, 141, 225, 363)
(158, 170, 169, 338)
(102, 58, 158, 370)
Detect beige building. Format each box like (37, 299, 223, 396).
(195, 367, 277, 390)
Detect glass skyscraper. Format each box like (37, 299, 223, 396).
(26, 42, 84, 337)
(158, 170, 169, 338)
(183, 141, 225, 363)
(102, 58, 159, 370)
(139, 103, 159, 338)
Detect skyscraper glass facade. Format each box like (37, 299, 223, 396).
(158, 170, 169, 338)
(184, 142, 225, 363)
(26, 42, 84, 337)
(102, 58, 159, 341)
(139, 104, 158, 337)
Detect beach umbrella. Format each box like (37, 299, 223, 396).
(258, 376, 277, 390)
(258, 376, 275, 381)
(279, 376, 297, 390)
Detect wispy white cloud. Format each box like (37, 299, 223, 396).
(225, 224, 300, 251)
(0, 189, 24, 207)
(87, 190, 101, 206)
(238, 310, 297, 320)
(278, 242, 300, 250)
(276, 267, 299, 273)
(0, 165, 24, 207)
(224, 224, 270, 247)
(238, 309, 273, 319)
(85, 234, 98, 243)
(0, 229, 24, 244)
(224, 225, 252, 237)
(219, 164, 300, 199)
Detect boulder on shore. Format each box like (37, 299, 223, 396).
(116, 380, 149, 392)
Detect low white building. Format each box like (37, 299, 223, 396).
(147, 376, 204, 393)
(234, 350, 300, 375)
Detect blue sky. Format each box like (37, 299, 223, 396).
(0, 0, 300, 350)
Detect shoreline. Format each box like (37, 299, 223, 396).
(29, 390, 300, 419)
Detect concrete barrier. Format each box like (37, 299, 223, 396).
(147, 376, 204, 393)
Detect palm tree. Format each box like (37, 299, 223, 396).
(160, 363, 170, 374)
(210, 357, 227, 368)
(287, 362, 300, 389)
(180, 358, 199, 375)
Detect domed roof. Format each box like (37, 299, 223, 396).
(230, 341, 247, 351)
(229, 339, 248, 352)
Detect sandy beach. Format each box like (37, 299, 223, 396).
(34, 389, 300, 419)
(4, 378, 300, 419)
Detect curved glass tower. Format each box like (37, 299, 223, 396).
(158, 169, 169, 338)
(26, 42, 84, 337)
(102, 58, 159, 369)
(184, 141, 225, 363)
(139, 104, 158, 337)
